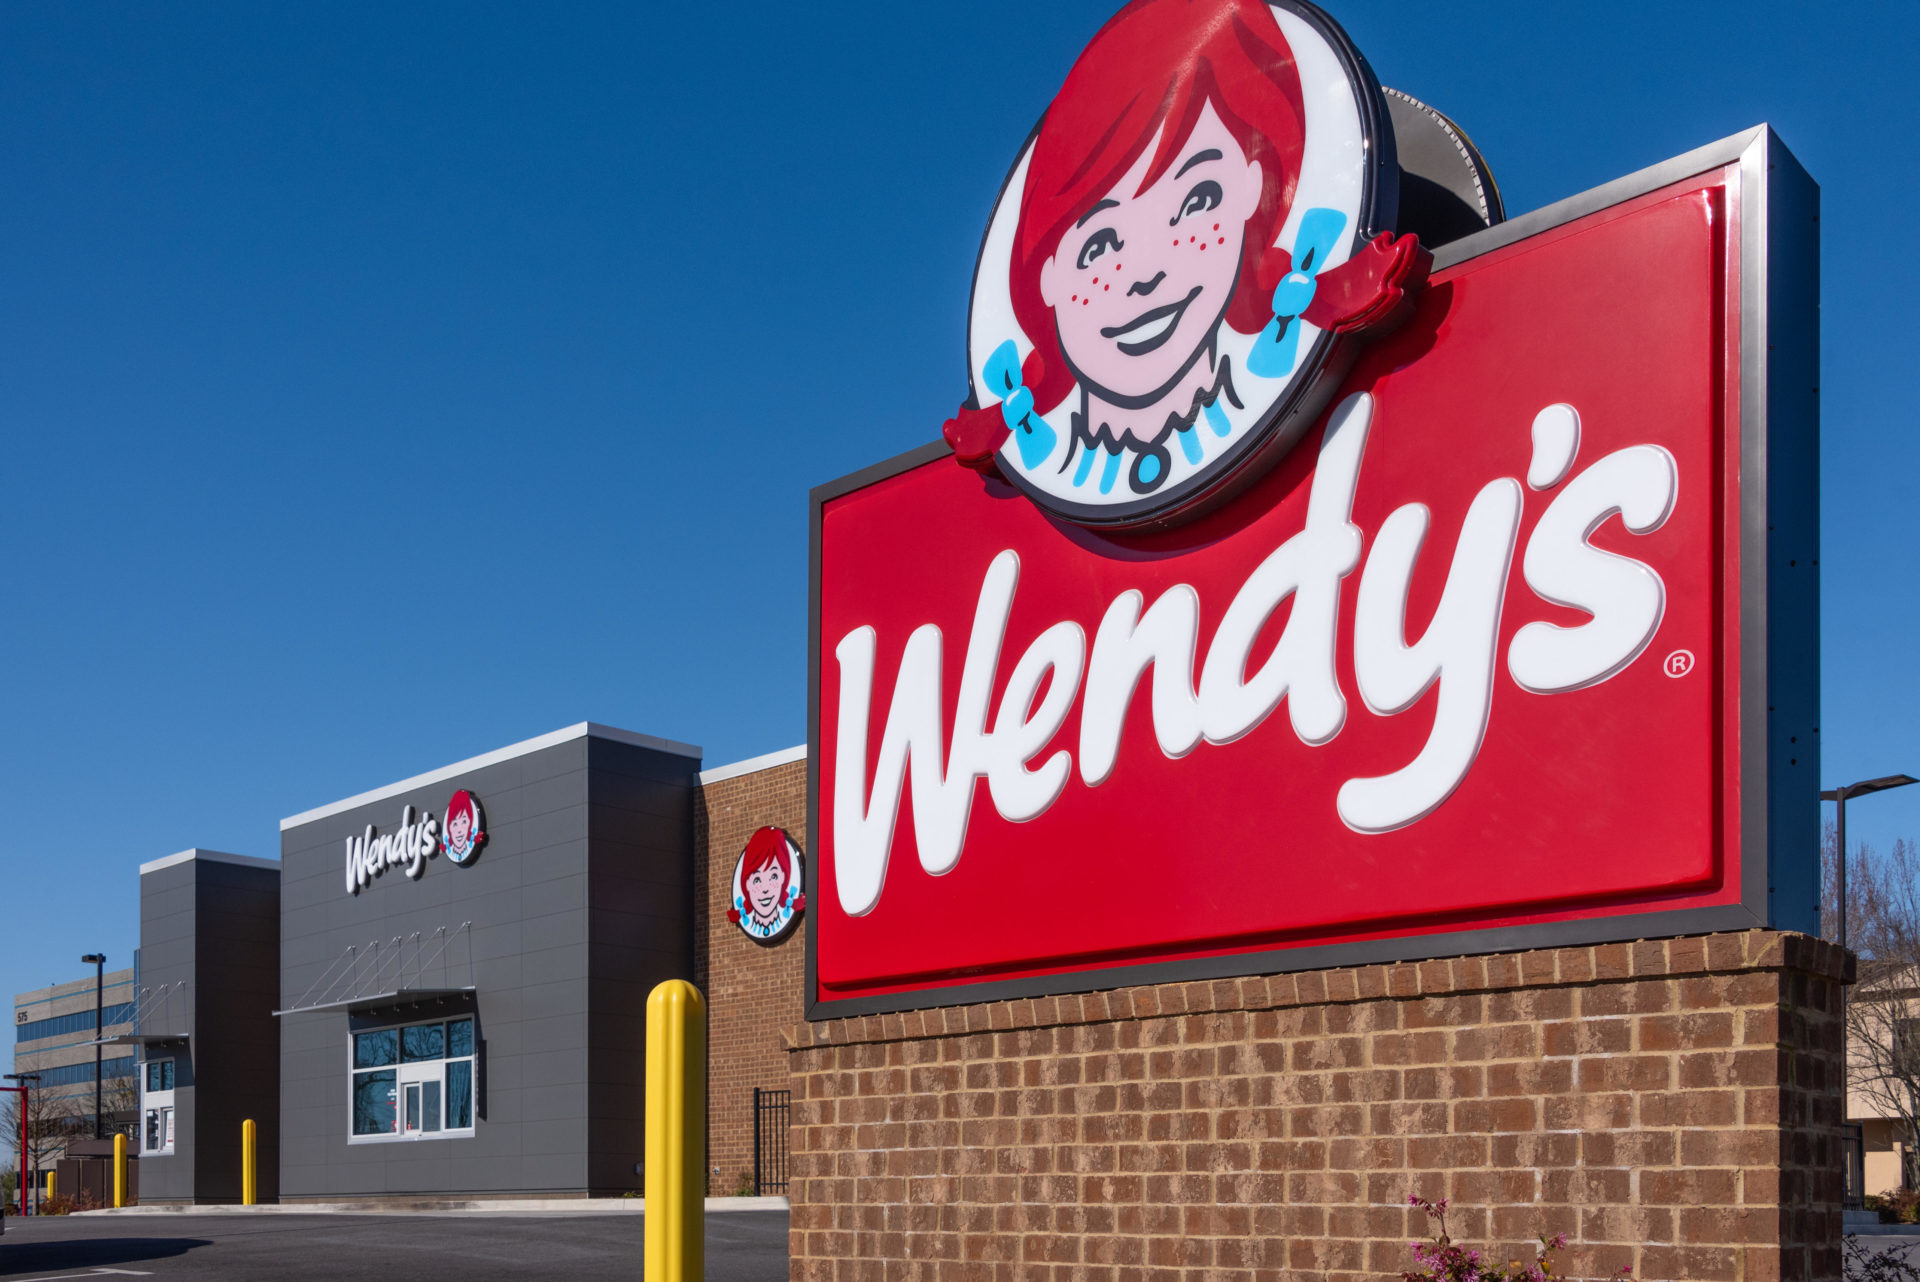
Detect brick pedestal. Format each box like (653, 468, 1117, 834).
(787, 931, 1846, 1281)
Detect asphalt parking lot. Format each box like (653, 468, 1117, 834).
(0, 1211, 788, 1280)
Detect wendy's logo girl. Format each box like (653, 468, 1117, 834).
(441, 789, 486, 866)
(728, 827, 806, 944)
(947, 0, 1428, 528)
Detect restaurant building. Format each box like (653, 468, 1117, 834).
(114, 721, 807, 1204)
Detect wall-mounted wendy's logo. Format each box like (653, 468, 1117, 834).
(441, 789, 486, 866)
(728, 827, 805, 945)
(945, 0, 1431, 530)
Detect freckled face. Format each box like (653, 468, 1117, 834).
(1039, 103, 1264, 405)
(449, 811, 471, 849)
(746, 861, 786, 919)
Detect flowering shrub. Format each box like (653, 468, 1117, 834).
(40, 1188, 99, 1216)
(1402, 1197, 1631, 1282)
(1878, 1189, 1920, 1225)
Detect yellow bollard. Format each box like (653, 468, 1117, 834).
(45, 1172, 54, 1203)
(112, 1133, 126, 1208)
(242, 1119, 256, 1206)
(644, 979, 706, 1282)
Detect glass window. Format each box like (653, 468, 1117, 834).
(348, 1015, 475, 1143)
(401, 1023, 444, 1063)
(353, 1028, 398, 1068)
(13, 1001, 138, 1044)
(447, 1060, 473, 1130)
(448, 1018, 474, 1057)
(142, 1058, 176, 1155)
(30, 1056, 135, 1088)
(352, 1069, 397, 1136)
(143, 1104, 174, 1155)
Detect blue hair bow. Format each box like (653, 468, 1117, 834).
(1246, 207, 1348, 380)
(983, 340, 1057, 469)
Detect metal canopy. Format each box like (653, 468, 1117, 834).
(273, 922, 474, 1017)
(89, 1032, 189, 1046)
(272, 986, 475, 1018)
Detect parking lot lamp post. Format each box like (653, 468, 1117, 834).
(1822, 775, 1920, 950)
(80, 955, 105, 1140)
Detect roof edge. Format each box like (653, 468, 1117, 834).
(139, 848, 280, 876)
(280, 722, 702, 831)
(698, 744, 808, 786)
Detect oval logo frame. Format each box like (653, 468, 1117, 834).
(962, 0, 1399, 530)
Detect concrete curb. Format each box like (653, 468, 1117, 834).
(74, 1195, 790, 1216)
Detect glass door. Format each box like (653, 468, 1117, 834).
(396, 1062, 444, 1137)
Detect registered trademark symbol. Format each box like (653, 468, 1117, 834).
(1664, 649, 1695, 678)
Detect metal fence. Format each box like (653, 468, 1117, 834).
(1843, 1121, 1865, 1210)
(752, 1087, 791, 1196)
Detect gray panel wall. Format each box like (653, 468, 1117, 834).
(137, 862, 198, 1203)
(278, 731, 698, 1200)
(585, 737, 697, 1194)
(193, 862, 281, 1202)
(136, 856, 279, 1204)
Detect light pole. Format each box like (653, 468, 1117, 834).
(4, 1072, 42, 1216)
(80, 955, 105, 1140)
(1823, 775, 1920, 950)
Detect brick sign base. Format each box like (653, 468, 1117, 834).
(785, 931, 1845, 1281)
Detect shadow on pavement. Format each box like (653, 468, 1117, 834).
(0, 1234, 212, 1274)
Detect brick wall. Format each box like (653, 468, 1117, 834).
(787, 930, 1847, 1281)
(697, 756, 809, 1195)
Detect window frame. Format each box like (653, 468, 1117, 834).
(141, 1057, 176, 1156)
(346, 1013, 476, 1145)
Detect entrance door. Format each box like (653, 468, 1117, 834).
(396, 1063, 444, 1138)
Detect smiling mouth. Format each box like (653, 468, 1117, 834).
(1100, 287, 1201, 356)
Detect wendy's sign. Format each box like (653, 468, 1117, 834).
(341, 789, 485, 896)
(808, 0, 1818, 1016)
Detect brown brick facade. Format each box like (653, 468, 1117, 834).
(697, 755, 809, 1195)
(786, 931, 1847, 1281)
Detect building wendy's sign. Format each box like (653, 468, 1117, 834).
(808, 0, 1818, 1015)
(728, 827, 807, 945)
(344, 788, 487, 896)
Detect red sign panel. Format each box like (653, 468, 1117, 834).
(809, 139, 1817, 1014)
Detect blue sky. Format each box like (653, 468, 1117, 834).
(3, 0, 1918, 1073)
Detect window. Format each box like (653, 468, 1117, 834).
(142, 1056, 176, 1156)
(14, 1002, 138, 1044)
(32, 1056, 136, 1089)
(349, 1016, 475, 1143)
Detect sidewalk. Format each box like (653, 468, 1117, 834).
(75, 1194, 788, 1216)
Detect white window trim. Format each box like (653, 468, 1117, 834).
(347, 1013, 476, 1145)
(141, 1062, 176, 1157)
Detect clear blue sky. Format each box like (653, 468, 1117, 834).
(3, 1, 1917, 1045)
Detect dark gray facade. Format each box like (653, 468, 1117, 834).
(276, 723, 698, 1200)
(135, 849, 282, 1204)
